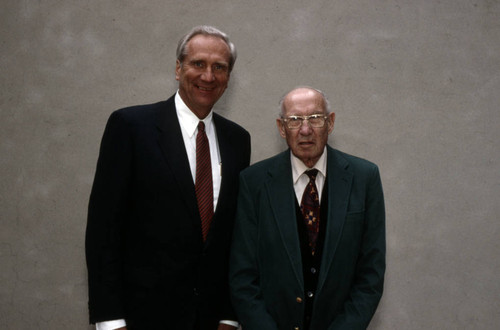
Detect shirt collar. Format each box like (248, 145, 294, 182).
(175, 91, 214, 138)
(291, 146, 328, 184)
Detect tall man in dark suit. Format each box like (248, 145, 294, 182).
(86, 26, 250, 330)
(230, 87, 385, 330)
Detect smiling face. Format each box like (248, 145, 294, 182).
(277, 88, 335, 168)
(175, 34, 231, 118)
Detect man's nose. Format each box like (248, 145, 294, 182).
(299, 120, 313, 134)
(200, 67, 215, 82)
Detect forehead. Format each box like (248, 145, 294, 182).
(283, 89, 325, 115)
(185, 35, 230, 63)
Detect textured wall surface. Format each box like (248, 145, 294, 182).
(1, 0, 499, 329)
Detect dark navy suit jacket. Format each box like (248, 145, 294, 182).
(86, 95, 251, 329)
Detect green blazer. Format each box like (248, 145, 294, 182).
(229, 146, 385, 330)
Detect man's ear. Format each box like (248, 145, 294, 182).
(276, 119, 286, 138)
(327, 112, 335, 134)
(175, 60, 181, 81)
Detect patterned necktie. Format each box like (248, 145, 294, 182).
(300, 169, 320, 256)
(195, 121, 213, 242)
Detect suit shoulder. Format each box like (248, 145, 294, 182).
(241, 151, 287, 179)
(330, 148, 380, 175)
(339, 149, 377, 166)
(109, 100, 170, 124)
(213, 113, 250, 137)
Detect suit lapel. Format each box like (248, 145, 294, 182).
(316, 147, 353, 293)
(266, 151, 304, 289)
(212, 114, 232, 219)
(155, 96, 199, 222)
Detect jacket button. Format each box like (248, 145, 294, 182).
(296, 297, 303, 303)
(294, 327, 300, 330)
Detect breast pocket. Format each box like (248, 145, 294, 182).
(345, 209, 365, 222)
(339, 210, 365, 255)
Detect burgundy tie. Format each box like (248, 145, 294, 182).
(300, 169, 320, 256)
(195, 122, 213, 242)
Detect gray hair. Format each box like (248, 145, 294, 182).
(279, 86, 331, 117)
(176, 25, 237, 72)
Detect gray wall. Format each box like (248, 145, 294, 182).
(1, 0, 499, 329)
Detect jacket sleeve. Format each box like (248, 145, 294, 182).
(85, 111, 132, 323)
(229, 173, 279, 330)
(328, 165, 386, 330)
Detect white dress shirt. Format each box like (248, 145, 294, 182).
(291, 146, 328, 204)
(175, 92, 222, 211)
(96, 92, 236, 329)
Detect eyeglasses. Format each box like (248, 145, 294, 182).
(281, 114, 328, 129)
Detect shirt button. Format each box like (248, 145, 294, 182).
(296, 297, 303, 303)
(307, 291, 314, 298)
(311, 267, 317, 274)
(193, 288, 199, 296)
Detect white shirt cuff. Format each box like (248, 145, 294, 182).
(95, 319, 126, 330)
(95, 318, 237, 329)
(220, 320, 239, 327)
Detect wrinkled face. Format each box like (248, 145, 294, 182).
(276, 89, 335, 168)
(175, 35, 231, 118)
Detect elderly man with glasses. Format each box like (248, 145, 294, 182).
(230, 87, 386, 330)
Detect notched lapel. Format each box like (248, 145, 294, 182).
(317, 148, 353, 293)
(212, 116, 233, 218)
(266, 154, 304, 289)
(155, 99, 199, 222)
(203, 116, 234, 246)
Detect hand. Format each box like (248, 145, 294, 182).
(217, 324, 238, 330)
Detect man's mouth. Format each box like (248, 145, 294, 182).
(197, 85, 214, 92)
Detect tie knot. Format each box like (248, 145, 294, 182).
(198, 121, 205, 132)
(305, 169, 318, 181)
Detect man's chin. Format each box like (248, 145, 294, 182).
(193, 97, 217, 108)
(294, 151, 311, 160)
(296, 145, 316, 154)
(194, 93, 219, 106)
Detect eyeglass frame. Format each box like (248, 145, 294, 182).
(280, 113, 330, 129)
